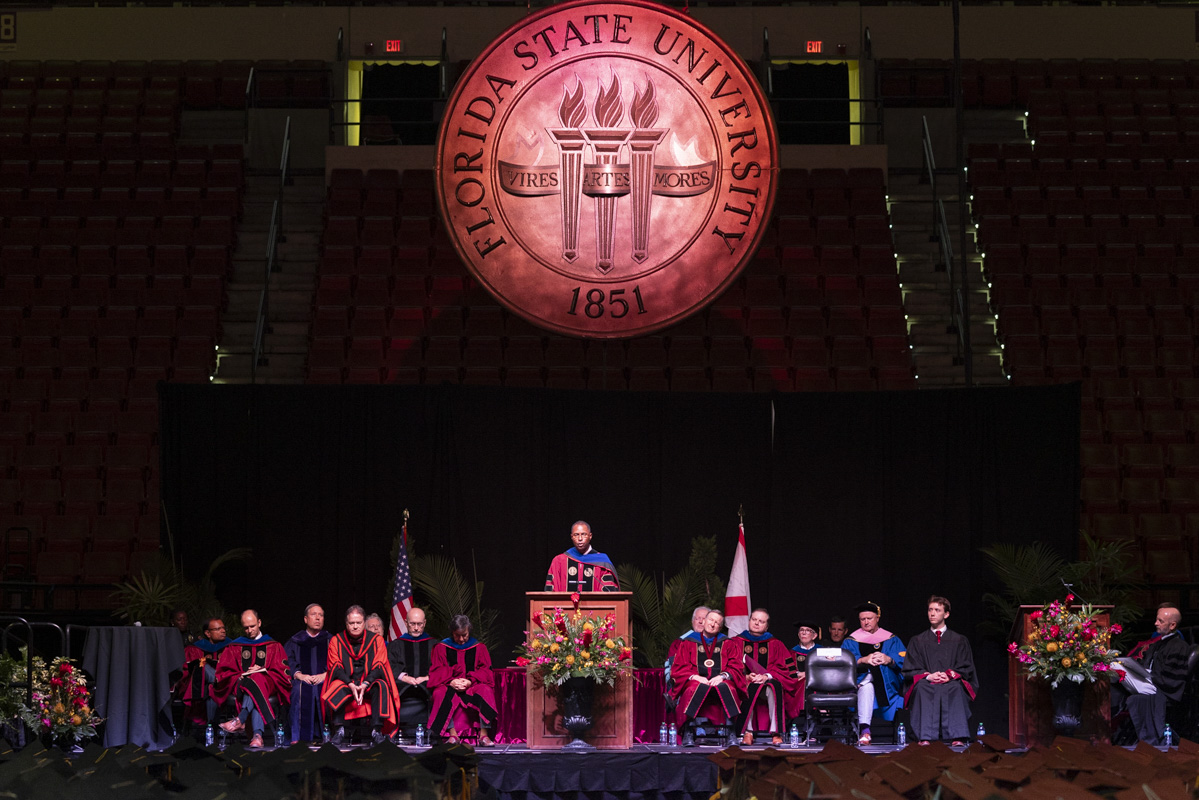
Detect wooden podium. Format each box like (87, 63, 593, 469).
(1008, 604, 1112, 747)
(525, 592, 633, 749)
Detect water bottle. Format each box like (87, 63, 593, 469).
(275, 721, 286, 748)
(322, 723, 331, 744)
(789, 723, 799, 748)
(659, 722, 668, 744)
(1163, 723, 1173, 747)
(218, 728, 228, 749)
(977, 722, 986, 738)
(205, 724, 214, 747)
(896, 722, 906, 747)
(668, 723, 678, 747)
(416, 723, 426, 747)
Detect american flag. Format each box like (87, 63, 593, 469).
(388, 513, 413, 640)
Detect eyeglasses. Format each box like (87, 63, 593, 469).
(208, 626, 226, 632)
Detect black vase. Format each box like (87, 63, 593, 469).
(1050, 680, 1084, 736)
(559, 676, 597, 751)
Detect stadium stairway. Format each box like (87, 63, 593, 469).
(213, 174, 324, 383)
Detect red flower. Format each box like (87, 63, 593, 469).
(1007, 643, 1019, 654)
(58, 663, 73, 675)
(1030, 610, 1043, 620)
(515, 657, 529, 667)
(619, 647, 632, 661)
(582, 628, 592, 650)
(570, 592, 581, 608)
(1049, 625, 1061, 638)
(1110, 623, 1123, 635)
(532, 614, 544, 630)
(1065, 594, 1075, 603)
(49, 678, 63, 688)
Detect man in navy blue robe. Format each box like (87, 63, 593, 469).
(385, 607, 435, 734)
(285, 603, 330, 743)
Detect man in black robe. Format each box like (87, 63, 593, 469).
(385, 606, 435, 735)
(1120, 604, 1190, 746)
(903, 595, 977, 746)
(821, 616, 847, 648)
(285, 603, 330, 743)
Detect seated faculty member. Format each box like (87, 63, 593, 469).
(322, 605, 400, 746)
(840, 601, 905, 746)
(544, 520, 619, 592)
(668, 609, 746, 731)
(177, 617, 229, 729)
(1120, 604, 1190, 746)
(822, 616, 847, 648)
(285, 603, 330, 743)
(215, 609, 292, 748)
(902, 596, 977, 746)
(665, 606, 710, 683)
(736, 608, 800, 745)
(387, 607, 435, 732)
(428, 614, 497, 745)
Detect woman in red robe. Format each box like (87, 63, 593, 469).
(428, 614, 497, 745)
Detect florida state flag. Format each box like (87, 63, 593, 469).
(724, 523, 751, 637)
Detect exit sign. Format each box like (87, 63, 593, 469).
(806, 40, 822, 54)
(386, 39, 403, 53)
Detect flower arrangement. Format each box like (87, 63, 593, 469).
(516, 593, 634, 687)
(17, 655, 101, 745)
(1007, 595, 1122, 688)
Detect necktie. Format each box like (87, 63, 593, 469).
(935, 631, 942, 644)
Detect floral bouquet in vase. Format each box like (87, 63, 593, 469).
(1007, 594, 1122, 687)
(516, 593, 634, 687)
(19, 656, 102, 748)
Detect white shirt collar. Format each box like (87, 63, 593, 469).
(931, 624, 947, 635)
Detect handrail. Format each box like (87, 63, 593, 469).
(251, 116, 290, 384)
(243, 66, 255, 145)
(923, 115, 968, 362)
(1, 618, 68, 706)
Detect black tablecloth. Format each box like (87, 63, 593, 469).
(82, 626, 184, 750)
(476, 751, 718, 800)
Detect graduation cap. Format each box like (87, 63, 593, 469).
(793, 620, 821, 634)
(853, 601, 882, 617)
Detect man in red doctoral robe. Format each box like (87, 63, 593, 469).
(544, 521, 619, 592)
(668, 609, 747, 734)
(321, 605, 400, 746)
(428, 614, 497, 745)
(215, 609, 292, 748)
(735, 608, 801, 745)
(177, 616, 229, 730)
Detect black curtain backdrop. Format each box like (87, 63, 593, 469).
(160, 382, 1079, 728)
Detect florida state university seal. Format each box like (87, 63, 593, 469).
(437, 0, 778, 338)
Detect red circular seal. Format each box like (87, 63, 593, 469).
(436, 0, 778, 338)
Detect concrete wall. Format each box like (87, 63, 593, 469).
(2, 4, 1196, 63)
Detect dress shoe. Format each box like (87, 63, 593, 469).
(479, 734, 495, 747)
(741, 731, 754, 746)
(369, 728, 388, 746)
(857, 730, 872, 746)
(219, 719, 244, 733)
(330, 726, 346, 746)
(248, 734, 265, 748)
(771, 735, 784, 746)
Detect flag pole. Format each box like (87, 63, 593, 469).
(402, 508, 410, 549)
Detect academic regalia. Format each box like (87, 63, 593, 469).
(841, 629, 906, 721)
(387, 633, 435, 728)
(285, 629, 331, 742)
(544, 547, 619, 592)
(212, 635, 291, 729)
(1126, 630, 1191, 745)
(178, 638, 228, 725)
(902, 627, 977, 742)
(321, 630, 401, 735)
(790, 643, 818, 712)
(428, 637, 498, 738)
(668, 634, 747, 727)
(735, 631, 801, 735)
